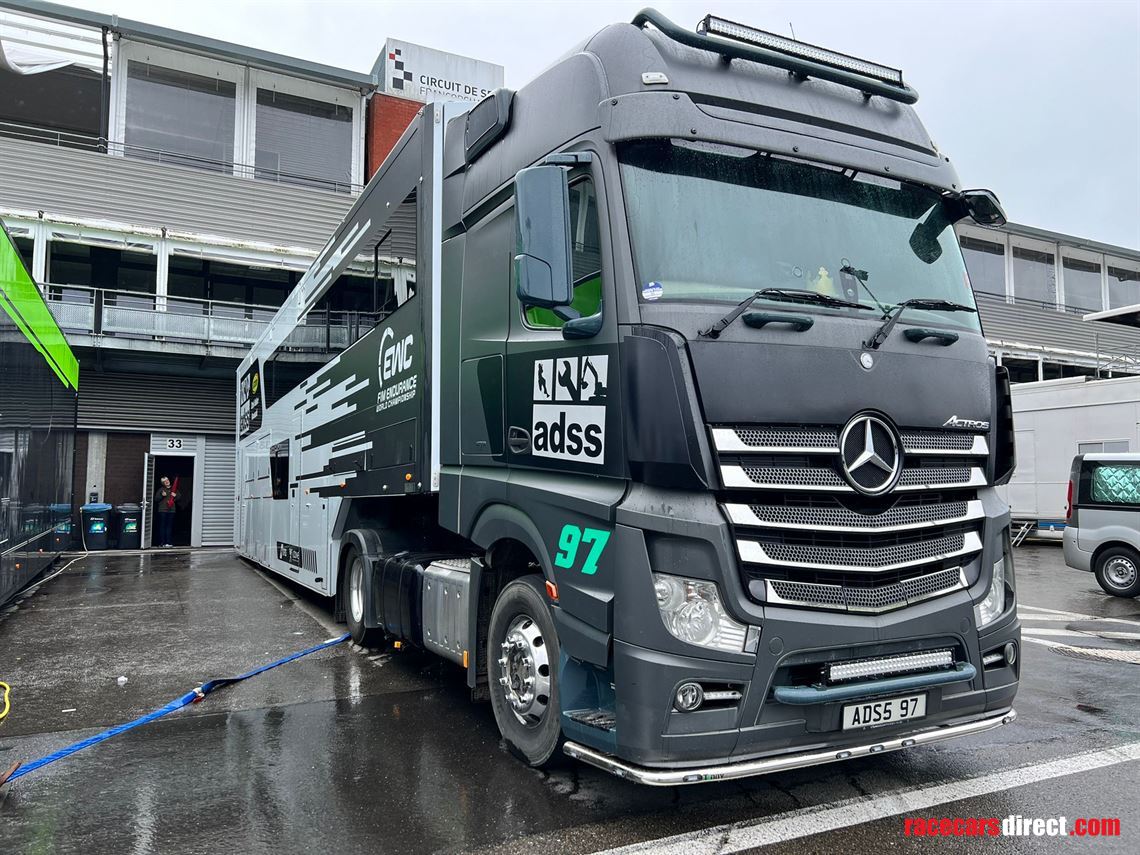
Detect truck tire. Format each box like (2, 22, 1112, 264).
(1094, 546, 1140, 598)
(488, 575, 563, 766)
(344, 546, 383, 646)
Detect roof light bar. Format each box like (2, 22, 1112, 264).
(698, 14, 905, 87)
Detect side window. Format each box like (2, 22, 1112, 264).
(270, 440, 289, 500)
(1087, 463, 1140, 506)
(525, 178, 603, 329)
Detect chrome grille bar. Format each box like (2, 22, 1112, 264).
(726, 499, 983, 533)
(721, 465, 987, 492)
(738, 530, 983, 572)
(766, 567, 966, 613)
(712, 426, 988, 456)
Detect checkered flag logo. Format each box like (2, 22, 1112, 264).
(389, 47, 412, 91)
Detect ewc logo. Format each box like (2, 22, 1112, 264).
(376, 326, 417, 412)
(530, 355, 608, 464)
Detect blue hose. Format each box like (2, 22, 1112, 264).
(2, 632, 350, 785)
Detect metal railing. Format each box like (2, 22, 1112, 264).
(44, 284, 380, 351)
(0, 119, 364, 194)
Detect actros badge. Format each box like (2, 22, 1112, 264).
(531, 355, 608, 463)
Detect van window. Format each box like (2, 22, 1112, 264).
(525, 178, 602, 329)
(1088, 463, 1140, 506)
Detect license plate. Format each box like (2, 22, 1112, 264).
(841, 694, 926, 730)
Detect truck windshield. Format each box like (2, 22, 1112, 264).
(619, 139, 981, 332)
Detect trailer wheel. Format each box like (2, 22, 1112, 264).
(344, 546, 383, 646)
(488, 575, 563, 766)
(1095, 546, 1140, 598)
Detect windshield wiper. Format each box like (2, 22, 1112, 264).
(864, 298, 977, 350)
(700, 289, 872, 339)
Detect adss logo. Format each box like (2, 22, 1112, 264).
(531, 355, 608, 464)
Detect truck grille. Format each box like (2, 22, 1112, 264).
(713, 421, 989, 613)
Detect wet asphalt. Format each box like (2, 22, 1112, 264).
(1, 544, 1138, 854)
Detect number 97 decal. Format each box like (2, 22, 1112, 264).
(553, 524, 611, 575)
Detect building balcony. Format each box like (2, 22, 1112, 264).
(46, 284, 378, 359)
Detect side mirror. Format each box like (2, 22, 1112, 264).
(514, 165, 574, 310)
(962, 189, 1007, 227)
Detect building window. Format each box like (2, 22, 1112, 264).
(48, 242, 156, 296)
(1061, 256, 1102, 312)
(0, 64, 104, 147)
(1107, 261, 1140, 309)
(12, 236, 34, 271)
(1011, 246, 1056, 308)
(255, 89, 353, 192)
(1060, 364, 1097, 378)
(1079, 440, 1131, 455)
(1002, 357, 1039, 383)
(960, 236, 1005, 298)
(124, 63, 236, 172)
(168, 257, 295, 318)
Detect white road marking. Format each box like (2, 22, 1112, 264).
(1022, 627, 1140, 641)
(590, 742, 1140, 855)
(1020, 604, 1140, 625)
(1021, 635, 1140, 664)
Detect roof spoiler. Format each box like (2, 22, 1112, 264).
(631, 8, 919, 105)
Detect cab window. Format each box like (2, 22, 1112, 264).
(525, 178, 602, 329)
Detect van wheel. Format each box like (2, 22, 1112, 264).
(1095, 546, 1140, 598)
(488, 575, 563, 767)
(344, 546, 383, 646)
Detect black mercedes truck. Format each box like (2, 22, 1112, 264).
(237, 9, 1020, 785)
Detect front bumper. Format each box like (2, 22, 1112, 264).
(565, 707, 1016, 786)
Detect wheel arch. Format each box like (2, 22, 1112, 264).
(470, 503, 554, 583)
(1091, 539, 1140, 572)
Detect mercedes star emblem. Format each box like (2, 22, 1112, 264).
(839, 413, 902, 495)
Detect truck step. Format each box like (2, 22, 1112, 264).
(566, 708, 616, 732)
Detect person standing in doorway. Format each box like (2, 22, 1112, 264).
(154, 475, 179, 548)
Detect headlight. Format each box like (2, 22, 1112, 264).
(653, 573, 750, 653)
(975, 535, 1014, 628)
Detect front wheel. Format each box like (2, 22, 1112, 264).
(488, 575, 563, 766)
(1094, 546, 1140, 598)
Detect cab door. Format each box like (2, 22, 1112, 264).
(503, 162, 624, 480)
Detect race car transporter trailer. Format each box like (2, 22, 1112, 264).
(237, 9, 1020, 785)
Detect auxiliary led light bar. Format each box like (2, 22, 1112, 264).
(698, 14, 905, 87)
(827, 649, 953, 683)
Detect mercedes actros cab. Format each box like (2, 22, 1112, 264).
(236, 9, 1020, 785)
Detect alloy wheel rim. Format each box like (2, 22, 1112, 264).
(498, 614, 552, 727)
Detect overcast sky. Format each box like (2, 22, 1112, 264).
(62, 0, 1140, 249)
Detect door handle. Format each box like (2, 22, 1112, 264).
(508, 426, 531, 453)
